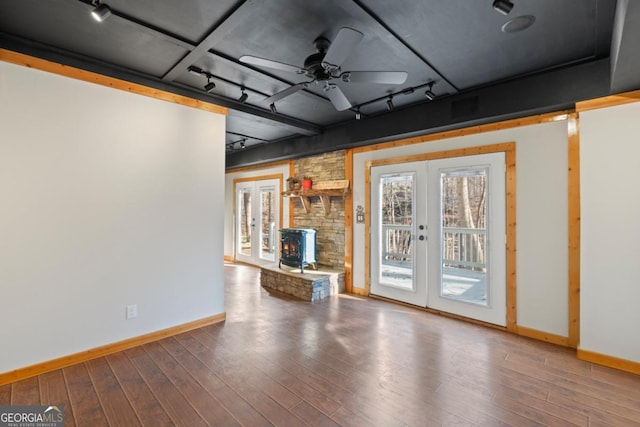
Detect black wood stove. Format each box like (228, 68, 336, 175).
(279, 228, 317, 273)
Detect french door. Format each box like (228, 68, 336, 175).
(370, 161, 428, 306)
(235, 179, 280, 265)
(370, 153, 506, 326)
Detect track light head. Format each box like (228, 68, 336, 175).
(240, 139, 246, 149)
(425, 82, 436, 101)
(270, 103, 277, 114)
(355, 108, 361, 120)
(91, 3, 111, 22)
(188, 66, 203, 75)
(238, 87, 248, 104)
(492, 0, 513, 15)
(386, 97, 394, 112)
(204, 77, 215, 93)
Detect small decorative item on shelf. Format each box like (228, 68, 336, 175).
(301, 176, 313, 190)
(287, 177, 301, 191)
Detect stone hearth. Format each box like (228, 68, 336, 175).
(260, 264, 344, 302)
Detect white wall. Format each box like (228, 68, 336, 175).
(353, 121, 569, 336)
(0, 62, 226, 373)
(580, 103, 640, 363)
(224, 166, 290, 259)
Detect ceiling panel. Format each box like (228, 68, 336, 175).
(359, 0, 617, 89)
(104, 0, 241, 44)
(0, 0, 189, 76)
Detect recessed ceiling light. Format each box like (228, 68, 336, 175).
(501, 15, 536, 33)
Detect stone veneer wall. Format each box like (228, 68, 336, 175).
(292, 150, 345, 269)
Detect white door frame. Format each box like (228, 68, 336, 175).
(233, 175, 283, 266)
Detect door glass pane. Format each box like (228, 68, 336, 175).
(440, 168, 488, 305)
(260, 186, 276, 261)
(379, 173, 415, 289)
(238, 188, 252, 257)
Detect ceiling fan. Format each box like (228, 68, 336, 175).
(239, 27, 408, 111)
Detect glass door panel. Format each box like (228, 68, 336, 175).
(237, 187, 252, 258)
(380, 174, 414, 289)
(370, 162, 427, 306)
(440, 168, 488, 305)
(259, 185, 277, 262)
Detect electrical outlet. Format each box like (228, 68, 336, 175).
(126, 304, 137, 320)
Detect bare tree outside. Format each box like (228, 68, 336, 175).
(441, 169, 487, 272)
(380, 175, 413, 264)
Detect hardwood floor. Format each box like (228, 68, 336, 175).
(2, 263, 640, 426)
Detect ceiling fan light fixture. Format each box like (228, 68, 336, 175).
(238, 87, 248, 104)
(91, 3, 111, 22)
(386, 97, 394, 112)
(270, 103, 277, 114)
(492, 0, 514, 15)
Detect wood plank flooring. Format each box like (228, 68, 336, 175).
(2, 263, 640, 426)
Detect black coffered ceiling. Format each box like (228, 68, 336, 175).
(2, 0, 639, 168)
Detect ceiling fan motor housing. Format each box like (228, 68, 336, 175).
(304, 52, 332, 80)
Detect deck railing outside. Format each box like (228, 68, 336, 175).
(381, 224, 486, 271)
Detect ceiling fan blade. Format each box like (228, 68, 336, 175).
(342, 71, 408, 85)
(264, 83, 308, 104)
(321, 27, 364, 71)
(324, 85, 352, 111)
(239, 55, 305, 74)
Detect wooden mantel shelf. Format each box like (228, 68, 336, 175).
(282, 188, 350, 215)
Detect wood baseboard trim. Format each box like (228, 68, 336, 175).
(516, 325, 569, 347)
(224, 255, 235, 262)
(577, 348, 640, 376)
(0, 313, 226, 386)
